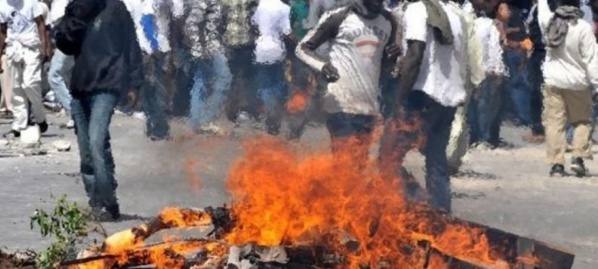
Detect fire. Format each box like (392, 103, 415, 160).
(224, 137, 497, 267)
(70, 134, 554, 268)
(285, 90, 309, 113)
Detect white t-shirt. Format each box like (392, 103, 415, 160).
(474, 17, 506, 76)
(123, 0, 173, 54)
(0, 0, 42, 37)
(402, 1, 467, 107)
(252, 0, 291, 64)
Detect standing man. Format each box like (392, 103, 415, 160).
(252, 0, 292, 136)
(0, 0, 50, 138)
(55, 0, 143, 220)
(48, 0, 75, 129)
(380, 0, 468, 212)
(137, 0, 175, 140)
(538, 0, 598, 177)
(296, 0, 398, 168)
(185, 0, 232, 134)
(222, 0, 259, 123)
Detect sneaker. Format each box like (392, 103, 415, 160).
(66, 120, 75, 129)
(475, 142, 493, 151)
(38, 121, 48, 133)
(570, 157, 587, 177)
(2, 129, 20, 138)
(198, 123, 226, 136)
(132, 112, 147, 122)
(105, 204, 121, 221)
(550, 164, 566, 177)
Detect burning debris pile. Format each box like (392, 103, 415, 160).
(65, 138, 575, 269)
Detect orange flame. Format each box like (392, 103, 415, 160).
(223, 137, 499, 267)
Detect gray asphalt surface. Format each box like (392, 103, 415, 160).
(0, 113, 597, 268)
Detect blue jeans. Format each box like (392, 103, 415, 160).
(71, 91, 118, 209)
(189, 53, 232, 128)
(255, 62, 288, 134)
(469, 76, 505, 144)
(504, 49, 532, 126)
(48, 49, 74, 114)
(380, 90, 457, 212)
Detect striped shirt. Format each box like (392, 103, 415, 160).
(297, 6, 395, 115)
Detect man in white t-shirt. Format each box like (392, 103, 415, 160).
(251, 0, 291, 135)
(0, 0, 50, 139)
(468, 11, 508, 149)
(131, 0, 181, 140)
(380, 0, 467, 213)
(297, 0, 399, 169)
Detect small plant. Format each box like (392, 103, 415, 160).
(30, 195, 88, 269)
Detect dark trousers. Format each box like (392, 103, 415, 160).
(71, 91, 118, 209)
(227, 44, 259, 120)
(326, 112, 376, 170)
(469, 75, 506, 145)
(142, 53, 170, 139)
(380, 90, 457, 212)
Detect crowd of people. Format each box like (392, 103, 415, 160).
(0, 0, 596, 220)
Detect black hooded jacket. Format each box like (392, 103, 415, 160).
(56, 0, 143, 97)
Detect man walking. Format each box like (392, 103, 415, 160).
(251, 0, 291, 135)
(380, 0, 468, 213)
(538, 0, 598, 177)
(185, 0, 232, 134)
(297, 0, 398, 168)
(55, 0, 143, 220)
(0, 0, 50, 138)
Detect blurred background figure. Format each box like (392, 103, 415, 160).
(185, 0, 232, 135)
(251, 0, 292, 135)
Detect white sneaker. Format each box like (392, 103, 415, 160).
(198, 123, 226, 136)
(133, 112, 147, 122)
(66, 120, 75, 129)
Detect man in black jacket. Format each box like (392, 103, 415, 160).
(56, 0, 143, 220)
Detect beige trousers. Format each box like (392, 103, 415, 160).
(10, 46, 45, 131)
(0, 55, 12, 111)
(542, 85, 593, 165)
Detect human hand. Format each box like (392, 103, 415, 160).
(127, 90, 138, 108)
(321, 62, 339, 83)
(385, 43, 401, 61)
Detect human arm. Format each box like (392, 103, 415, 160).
(580, 24, 598, 93)
(397, 3, 427, 105)
(35, 16, 51, 61)
(295, 9, 347, 82)
(120, 1, 143, 105)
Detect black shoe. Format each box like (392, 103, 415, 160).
(105, 204, 121, 221)
(38, 121, 48, 133)
(2, 129, 20, 138)
(550, 164, 566, 177)
(570, 158, 587, 177)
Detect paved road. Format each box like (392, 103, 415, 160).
(1, 114, 597, 268)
